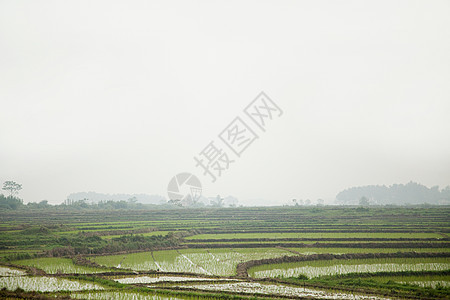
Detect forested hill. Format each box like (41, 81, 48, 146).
(336, 182, 450, 205)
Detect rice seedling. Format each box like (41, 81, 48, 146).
(71, 291, 182, 300)
(249, 257, 450, 279)
(0, 276, 104, 292)
(153, 250, 206, 274)
(369, 274, 450, 289)
(113, 275, 236, 284)
(178, 282, 388, 299)
(0, 266, 26, 276)
(289, 248, 450, 255)
(398, 280, 449, 288)
(93, 248, 294, 276)
(95, 251, 159, 270)
(177, 248, 295, 276)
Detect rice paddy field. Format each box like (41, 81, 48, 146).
(93, 248, 297, 275)
(13, 257, 112, 274)
(173, 281, 391, 299)
(71, 291, 182, 300)
(0, 266, 26, 276)
(249, 257, 450, 278)
(0, 206, 449, 299)
(0, 276, 104, 292)
(371, 275, 450, 288)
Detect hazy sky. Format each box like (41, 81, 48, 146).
(1, 0, 449, 205)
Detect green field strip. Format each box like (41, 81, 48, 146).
(248, 257, 450, 279)
(186, 232, 443, 240)
(13, 257, 111, 274)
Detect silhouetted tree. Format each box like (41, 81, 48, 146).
(2, 181, 22, 197)
(359, 196, 370, 206)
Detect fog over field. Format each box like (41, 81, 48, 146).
(1, 1, 449, 205)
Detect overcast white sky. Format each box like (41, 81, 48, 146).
(1, 0, 449, 205)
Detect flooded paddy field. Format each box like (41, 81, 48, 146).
(0, 206, 448, 299)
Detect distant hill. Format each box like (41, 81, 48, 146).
(336, 182, 450, 205)
(67, 192, 166, 204)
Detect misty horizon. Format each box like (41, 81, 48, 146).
(25, 181, 450, 207)
(1, 1, 449, 205)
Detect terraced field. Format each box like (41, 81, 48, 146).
(0, 206, 449, 299)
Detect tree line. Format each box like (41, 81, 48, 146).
(336, 182, 450, 205)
